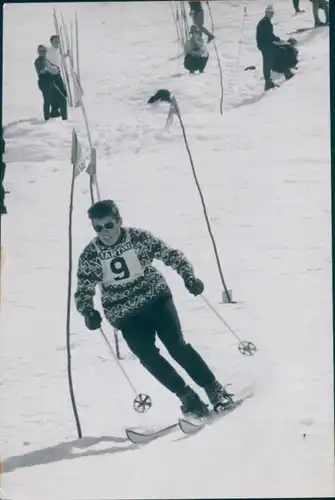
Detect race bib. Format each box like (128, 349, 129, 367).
(99, 243, 144, 285)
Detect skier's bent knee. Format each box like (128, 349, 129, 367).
(166, 341, 192, 359)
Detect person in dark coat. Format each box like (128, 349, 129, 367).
(309, 0, 329, 26)
(256, 4, 294, 90)
(34, 45, 60, 120)
(292, 0, 304, 13)
(184, 25, 209, 74)
(189, 1, 215, 43)
(272, 38, 299, 74)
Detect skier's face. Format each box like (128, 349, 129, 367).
(92, 216, 122, 246)
(266, 10, 274, 19)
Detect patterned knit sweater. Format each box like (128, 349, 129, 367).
(74, 227, 196, 328)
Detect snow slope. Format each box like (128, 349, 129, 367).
(1, 1, 333, 499)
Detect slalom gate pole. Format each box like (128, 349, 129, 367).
(236, 3, 248, 69)
(206, 1, 224, 115)
(66, 132, 83, 438)
(170, 97, 233, 303)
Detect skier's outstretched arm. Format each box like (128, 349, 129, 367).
(138, 229, 204, 295)
(74, 247, 101, 315)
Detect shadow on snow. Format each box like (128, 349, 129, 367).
(3, 435, 135, 473)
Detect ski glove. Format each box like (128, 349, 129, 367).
(185, 277, 204, 296)
(84, 309, 102, 330)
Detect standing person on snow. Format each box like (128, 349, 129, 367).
(256, 4, 294, 91)
(184, 24, 209, 74)
(292, 0, 304, 13)
(74, 200, 234, 419)
(46, 35, 68, 120)
(34, 44, 60, 121)
(189, 1, 215, 43)
(309, 0, 329, 27)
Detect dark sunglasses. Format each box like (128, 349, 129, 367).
(93, 221, 115, 233)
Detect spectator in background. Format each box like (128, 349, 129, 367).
(1, 128, 7, 215)
(272, 38, 299, 75)
(256, 4, 294, 91)
(34, 44, 60, 120)
(309, 0, 329, 26)
(292, 0, 304, 14)
(47, 34, 66, 68)
(189, 1, 215, 43)
(184, 25, 209, 74)
(46, 35, 68, 120)
(256, 5, 281, 90)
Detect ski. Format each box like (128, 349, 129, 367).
(126, 388, 254, 443)
(125, 422, 179, 445)
(178, 397, 248, 435)
(287, 25, 328, 35)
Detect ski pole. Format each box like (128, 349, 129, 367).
(200, 295, 257, 356)
(113, 327, 121, 359)
(236, 3, 248, 70)
(99, 327, 152, 412)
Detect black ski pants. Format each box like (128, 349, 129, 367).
(52, 74, 68, 120)
(184, 53, 209, 73)
(38, 74, 67, 121)
(310, 0, 329, 23)
(119, 296, 216, 396)
(260, 46, 273, 82)
(38, 77, 55, 120)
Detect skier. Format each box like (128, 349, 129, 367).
(292, 0, 304, 14)
(309, 0, 329, 26)
(189, 1, 215, 43)
(256, 4, 294, 91)
(184, 25, 209, 74)
(74, 199, 234, 418)
(46, 35, 68, 120)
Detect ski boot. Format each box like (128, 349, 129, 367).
(178, 386, 209, 419)
(204, 381, 234, 412)
(284, 69, 294, 80)
(264, 79, 279, 91)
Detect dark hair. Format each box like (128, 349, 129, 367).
(50, 35, 59, 43)
(38, 44, 47, 51)
(88, 200, 121, 221)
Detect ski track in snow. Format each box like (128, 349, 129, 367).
(1, 1, 334, 499)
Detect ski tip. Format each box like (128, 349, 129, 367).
(178, 419, 204, 435)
